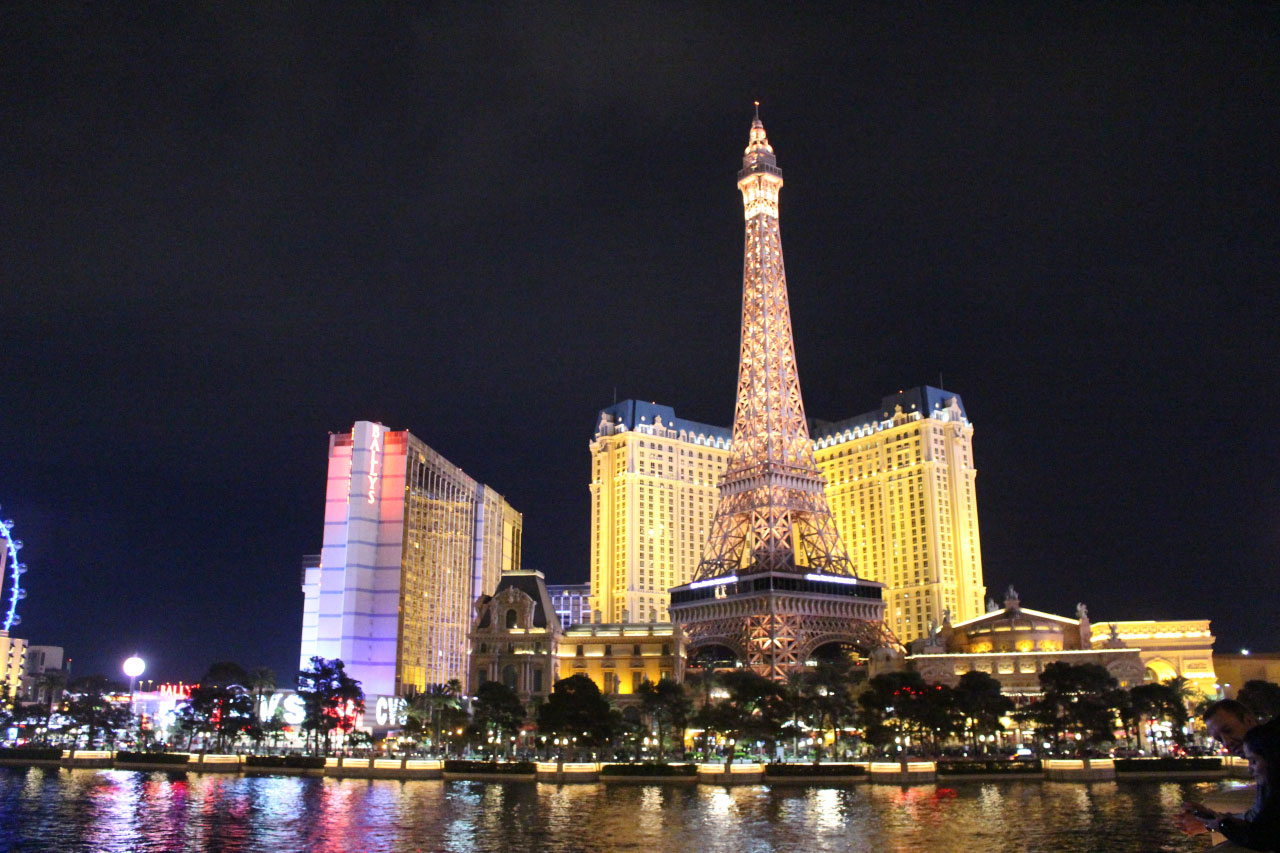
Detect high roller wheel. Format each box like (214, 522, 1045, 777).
(0, 510, 27, 632)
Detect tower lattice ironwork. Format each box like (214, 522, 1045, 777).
(669, 108, 900, 679)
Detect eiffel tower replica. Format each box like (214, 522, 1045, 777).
(669, 107, 900, 680)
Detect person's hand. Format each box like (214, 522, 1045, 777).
(1173, 811, 1209, 835)
(1177, 802, 1216, 835)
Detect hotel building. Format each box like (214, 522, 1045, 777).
(547, 582, 591, 627)
(471, 570, 683, 704)
(588, 387, 984, 642)
(0, 632, 27, 707)
(300, 421, 522, 698)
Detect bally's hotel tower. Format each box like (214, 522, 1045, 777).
(299, 421, 522, 697)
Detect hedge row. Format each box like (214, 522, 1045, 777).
(0, 747, 62, 761)
(765, 763, 869, 777)
(937, 760, 1043, 775)
(115, 751, 190, 765)
(601, 763, 698, 777)
(244, 755, 326, 769)
(443, 760, 536, 774)
(1114, 757, 1222, 772)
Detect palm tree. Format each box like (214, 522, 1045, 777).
(248, 668, 276, 751)
(427, 680, 463, 754)
(405, 680, 464, 755)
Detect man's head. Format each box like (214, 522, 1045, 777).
(1204, 699, 1258, 756)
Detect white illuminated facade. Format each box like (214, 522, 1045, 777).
(299, 421, 522, 697)
(547, 582, 591, 626)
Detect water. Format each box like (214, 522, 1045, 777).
(0, 767, 1232, 852)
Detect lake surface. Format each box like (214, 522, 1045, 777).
(0, 767, 1235, 852)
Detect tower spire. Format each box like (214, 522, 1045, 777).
(668, 113, 898, 680)
(694, 114, 853, 581)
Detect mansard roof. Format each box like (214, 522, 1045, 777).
(475, 570, 560, 631)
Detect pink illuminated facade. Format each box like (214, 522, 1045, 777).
(299, 421, 521, 697)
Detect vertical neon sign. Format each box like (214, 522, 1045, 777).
(367, 427, 382, 504)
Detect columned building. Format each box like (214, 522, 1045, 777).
(589, 386, 985, 642)
(300, 421, 522, 697)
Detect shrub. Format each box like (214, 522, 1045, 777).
(937, 759, 1042, 775)
(765, 763, 869, 777)
(0, 747, 63, 761)
(116, 751, 190, 765)
(1114, 757, 1222, 773)
(243, 755, 326, 769)
(601, 763, 697, 776)
(443, 760, 536, 774)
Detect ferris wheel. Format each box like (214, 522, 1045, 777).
(0, 511, 27, 632)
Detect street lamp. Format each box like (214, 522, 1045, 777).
(123, 655, 145, 746)
(123, 655, 145, 690)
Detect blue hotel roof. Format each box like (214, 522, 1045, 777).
(809, 386, 967, 438)
(596, 400, 733, 441)
(597, 387, 966, 440)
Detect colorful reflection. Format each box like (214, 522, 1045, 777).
(0, 767, 1228, 852)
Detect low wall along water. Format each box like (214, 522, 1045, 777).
(0, 751, 1246, 785)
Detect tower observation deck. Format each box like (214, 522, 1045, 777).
(668, 108, 900, 679)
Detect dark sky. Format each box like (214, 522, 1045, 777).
(4, 3, 1277, 685)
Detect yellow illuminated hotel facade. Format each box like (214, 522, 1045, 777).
(589, 387, 985, 642)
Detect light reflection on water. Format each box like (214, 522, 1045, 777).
(0, 767, 1227, 852)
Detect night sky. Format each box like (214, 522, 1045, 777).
(5, 3, 1277, 685)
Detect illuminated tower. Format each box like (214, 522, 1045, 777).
(669, 109, 897, 679)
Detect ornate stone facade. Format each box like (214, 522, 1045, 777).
(908, 588, 1146, 694)
(470, 570, 683, 706)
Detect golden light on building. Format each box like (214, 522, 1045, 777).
(589, 387, 985, 642)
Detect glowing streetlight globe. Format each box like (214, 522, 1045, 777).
(123, 656, 146, 679)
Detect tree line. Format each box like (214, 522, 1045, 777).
(5, 656, 365, 756)
(7, 656, 1280, 761)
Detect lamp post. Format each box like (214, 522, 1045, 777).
(123, 655, 145, 747)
